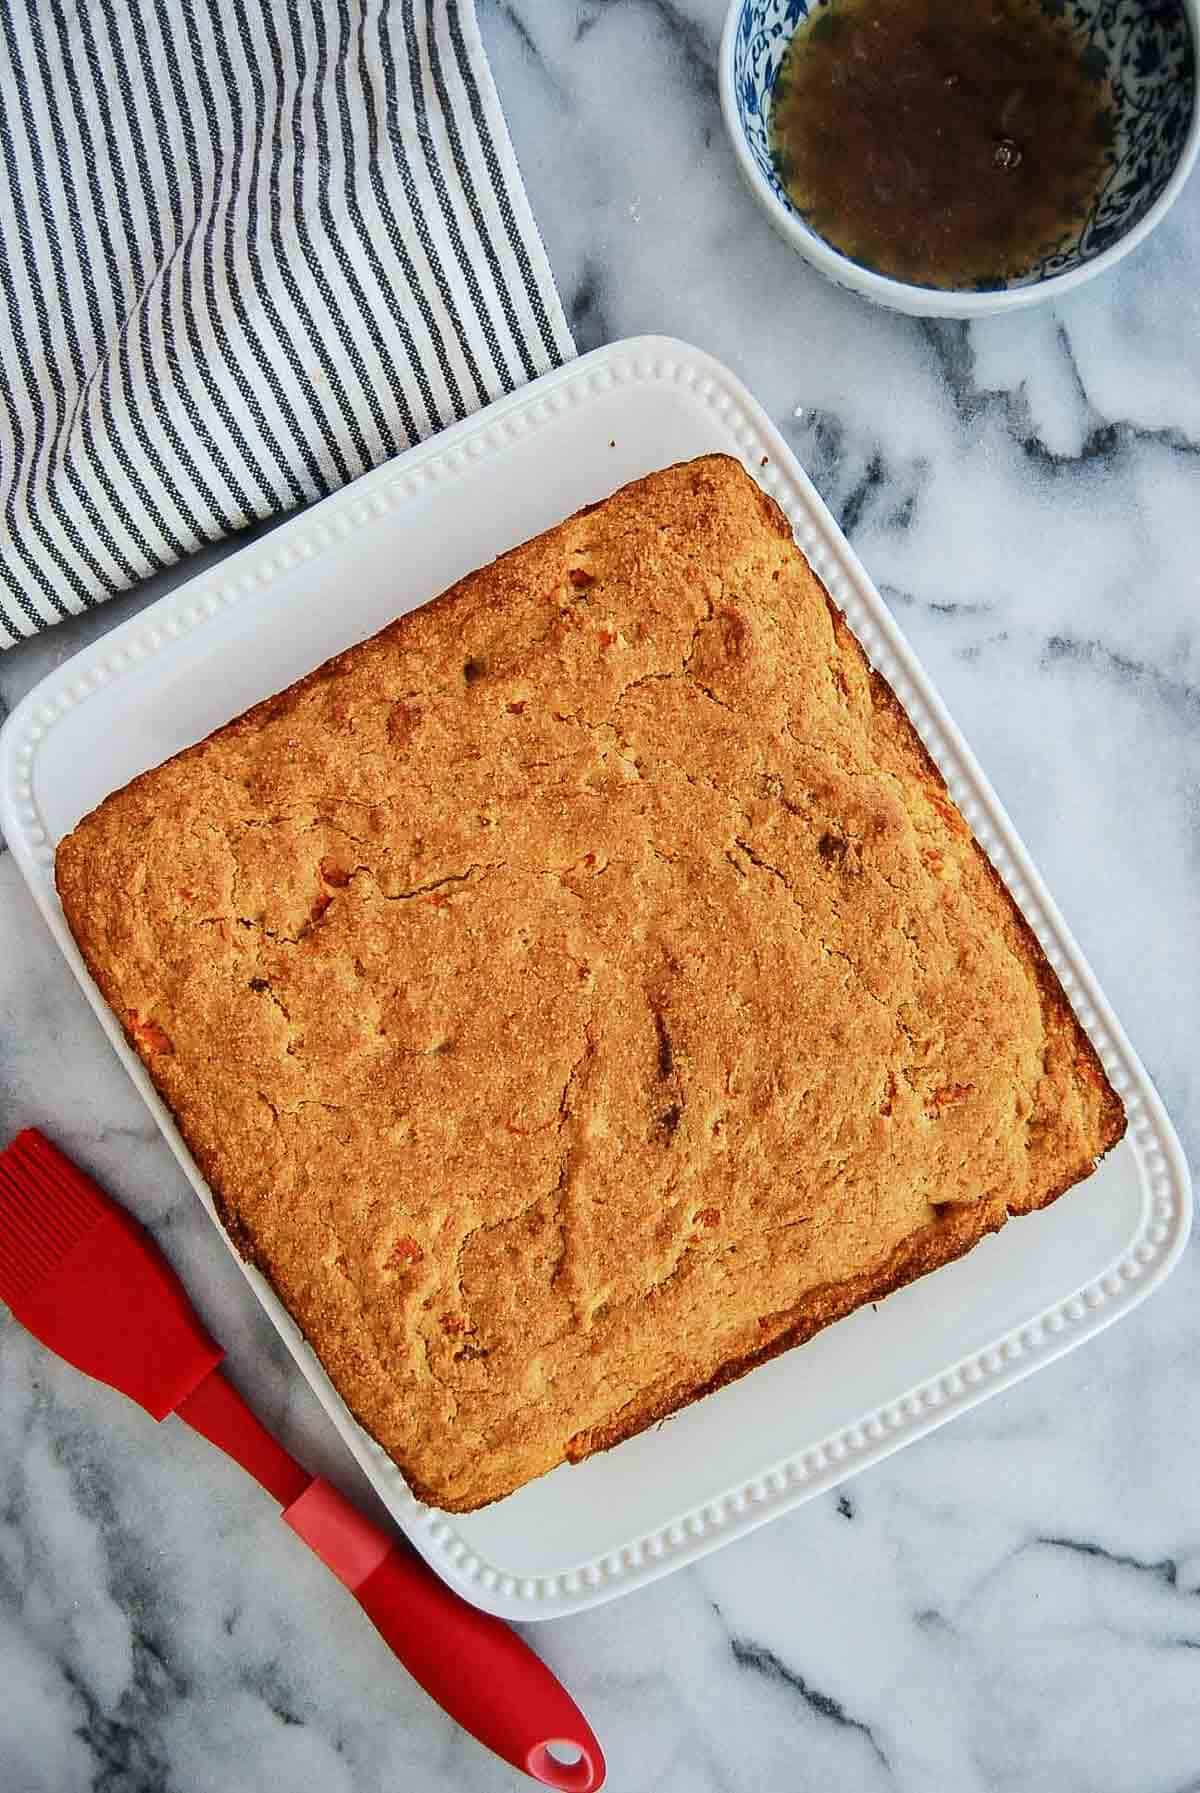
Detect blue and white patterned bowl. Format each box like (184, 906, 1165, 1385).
(719, 0, 1200, 315)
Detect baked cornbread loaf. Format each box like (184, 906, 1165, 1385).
(56, 455, 1124, 1511)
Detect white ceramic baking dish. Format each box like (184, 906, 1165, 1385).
(1, 336, 1190, 1619)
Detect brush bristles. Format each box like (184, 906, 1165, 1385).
(0, 1132, 108, 1308)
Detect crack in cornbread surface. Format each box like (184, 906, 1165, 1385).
(56, 456, 1124, 1511)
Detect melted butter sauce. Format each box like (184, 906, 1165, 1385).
(768, 0, 1116, 289)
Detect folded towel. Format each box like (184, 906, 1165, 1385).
(0, 0, 574, 647)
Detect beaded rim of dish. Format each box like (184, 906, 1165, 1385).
(6, 341, 1188, 1610)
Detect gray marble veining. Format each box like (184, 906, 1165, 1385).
(2, 2, 1198, 1788)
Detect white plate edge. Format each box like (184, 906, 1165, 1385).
(0, 333, 1190, 1621)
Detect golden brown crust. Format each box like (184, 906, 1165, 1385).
(567, 1126, 1113, 1465)
(56, 454, 1123, 1511)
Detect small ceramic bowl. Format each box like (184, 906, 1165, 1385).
(719, 0, 1200, 316)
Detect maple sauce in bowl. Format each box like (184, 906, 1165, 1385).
(770, 0, 1114, 289)
(720, 0, 1199, 315)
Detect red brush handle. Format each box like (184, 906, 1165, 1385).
(178, 1376, 604, 1788)
(283, 1479, 604, 1790)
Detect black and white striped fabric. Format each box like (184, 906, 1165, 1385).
(0, 0, 574, 648)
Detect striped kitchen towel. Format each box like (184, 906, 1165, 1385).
(0, 0, 574, 648)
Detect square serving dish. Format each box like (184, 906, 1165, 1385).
(2, 336, 1190, 1620)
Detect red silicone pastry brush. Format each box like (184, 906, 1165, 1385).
(0, 1128, 603, 1792)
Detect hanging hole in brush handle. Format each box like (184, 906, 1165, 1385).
(527, 1738, 602, 1790)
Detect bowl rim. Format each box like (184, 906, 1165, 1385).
(718, 0, 1200, 316)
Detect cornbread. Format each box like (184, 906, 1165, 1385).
(56, 455, 1124, 1511)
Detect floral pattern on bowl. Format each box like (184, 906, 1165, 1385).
(729, 0, 1196, 292)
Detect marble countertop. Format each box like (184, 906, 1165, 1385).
(3, 3, 1199, 1789)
